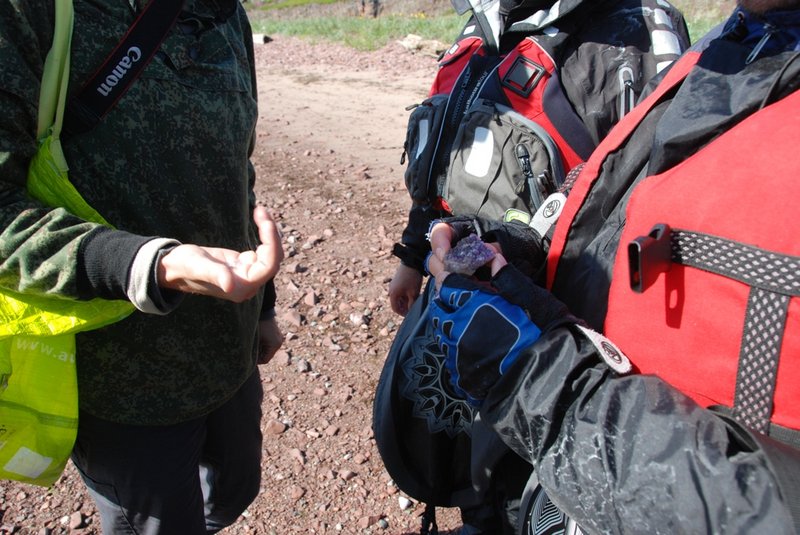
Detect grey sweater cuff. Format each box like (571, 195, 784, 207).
(127, 238, 184, 315)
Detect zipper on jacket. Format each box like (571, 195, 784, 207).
(746, 22, 776, 64)
(618, 65, 635, 117)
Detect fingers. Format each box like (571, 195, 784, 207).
(257, 317, 284, 365)
(388, 264, 423, 316)
(390, 295, 409, 316)
(426, 252, 445, 278)
(387, 282, 408, 315)
(398, 287, 421, 316)
(236, 250, 259, 266)
(254, 206, 279, 248)
(219, 207, 282, 300)
(253, 204, 271, 228)
(428, 222, 454, 264)
(434, 269, 451, 295)
(490, 252, 508, 276)
(253, 206, 283, 280)
(255, 207, 283, 257)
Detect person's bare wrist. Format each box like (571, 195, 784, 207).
(129, 238, 182, 314)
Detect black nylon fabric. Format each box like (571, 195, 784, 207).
(372, 279, 487, 508)
(483, 326, 799, 533)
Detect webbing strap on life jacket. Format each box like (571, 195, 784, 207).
(602, 81, 800, 436)
(673, 231, 798, 435)
(632, 226, 800, 435)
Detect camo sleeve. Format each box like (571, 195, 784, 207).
(0, 0, 107, 300)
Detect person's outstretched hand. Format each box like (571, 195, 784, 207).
(157, 206, 283, 303)
(388, 263, 423, 316)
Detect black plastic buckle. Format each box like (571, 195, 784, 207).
(501, 56, 546, 98)
(628, 224, 672, 293)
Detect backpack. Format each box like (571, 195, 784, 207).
(375, 0, 689, 525)
(401, 0, 686, 224)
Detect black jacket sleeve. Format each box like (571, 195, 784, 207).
(481, 326, 799, 534)
(392, 201, 443, 274)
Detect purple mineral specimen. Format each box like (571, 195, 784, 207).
(444, 234, 496, 275)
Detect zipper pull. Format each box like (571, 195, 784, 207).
(746, 23, 776, 64)
(617, 66, 635, 118)
(515, 143, 534, 193)
(515, 144, 534, 181)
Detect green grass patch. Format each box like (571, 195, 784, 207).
(248, 0, 737, 50)
(256, 0, 342, 9)
(671, 0, 736, 43)
(250, 12, 466, 51)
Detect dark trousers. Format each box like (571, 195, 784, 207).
(71, 370, 264, 534)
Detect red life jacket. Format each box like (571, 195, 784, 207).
(548, 50, 800, 436)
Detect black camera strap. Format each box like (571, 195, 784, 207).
(63, 0, 184, 136)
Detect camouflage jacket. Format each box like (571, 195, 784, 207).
(0, 0, 274, 425)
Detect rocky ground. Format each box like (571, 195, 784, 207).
(0, 30, 472, 535)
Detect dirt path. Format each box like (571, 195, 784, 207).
(255, 37, 434, 183)
(0, 36, 467, 535)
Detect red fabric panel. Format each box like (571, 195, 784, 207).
(429, 37, 483, 96)
(606, 88, 800, 430)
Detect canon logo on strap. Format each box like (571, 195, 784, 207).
(96, 47, 143, 97)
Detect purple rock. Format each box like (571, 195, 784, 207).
(444, 234, 496, 275)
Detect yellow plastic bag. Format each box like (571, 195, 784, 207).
(0, 334, 79, 486)
(0, 0, 133, 487)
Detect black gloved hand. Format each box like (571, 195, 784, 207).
(429, 273, 543, 406)
(491, 264, 580, 331)
(429, 266, 575, 406)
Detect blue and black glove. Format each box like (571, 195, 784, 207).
(429, 265, 576, 406)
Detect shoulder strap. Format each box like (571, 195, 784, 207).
(38, 0, 74, 140)
(63, 0, 184, 136)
